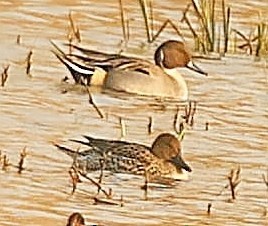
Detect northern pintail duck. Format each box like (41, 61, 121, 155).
(52, 40, 207, 100)
(55, 133, 192, 180)
(66, 212, 85, 226)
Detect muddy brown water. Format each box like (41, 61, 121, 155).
(0, 1, 267, 225)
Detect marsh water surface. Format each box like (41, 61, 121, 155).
(0, 1, 267, 225)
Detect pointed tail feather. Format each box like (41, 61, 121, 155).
(54, 143, 79, 159)
(51, 41, 95, 85)
(64, 43, 118, 59)
(69, 139, 91, 146)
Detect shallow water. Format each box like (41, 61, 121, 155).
(0, 0, 267, 225)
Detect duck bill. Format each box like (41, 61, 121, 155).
(186, 61, 208, 76)
(170, 155, 192, 172)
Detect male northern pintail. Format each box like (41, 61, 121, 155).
(52, 40, 207, 100)
(55, 133, 192, 180)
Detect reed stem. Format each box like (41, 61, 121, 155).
(138, 0, 152, 42)
(119, 0, 129, 44)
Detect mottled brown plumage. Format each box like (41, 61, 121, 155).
(55, 133, 192, 180)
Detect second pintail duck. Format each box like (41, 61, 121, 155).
(51, 40, 207, 100)
(55, 133, 192, 181)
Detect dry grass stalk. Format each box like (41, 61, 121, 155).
(69, 167, 81, 195)
(1, 65, 10, 87)
(263, 207, 267, 217)
(2, 154, 10, 171)
(26, 50, 33, 77)
(173, 106, 186, 140)
(151, 19, 183, 43)
(190, 101, 197, 127)
(183, 101, 197, 126)
(68, 11, 81, 43)
(178, 122, 185, 141)
(207, 202, 212, 215)
(120, 195, 124, 207)
(141, 170, 149, 200)
(85, 86, 104, 119)
(18, 146, 27, 174)
(227, 165, 241, 200)
(216, 25, 221, 53)
(191, 0, 214, 52)
(93, 197, 120, 206)
(231, 30, 237, 54)
(67, 33, 73, 55)
(16, 35, 21, 45)
(148, 116, 153, 134)
(181, 4, 205, 52)
(184, 102, 191, 124)
(262, 169, 268, 189)
(109, 188, 113, 197)
(149, 0, 154, 37)
(119, 117, 126, 138)
(185, 0, 232, 54)
(118, 0, 129, 44)
(98, 159, 105, 188)
(205, 122, 209, 131)
(231, 29, 257, 55)
(173, 106, 180, 134)
(138, 0, 182, 43)
(208, 168, 242, 210)
(78, 171, 111, 199)
(256, 22, 268, 58)
(222, 0, 231, 54)
(138, 0, 152, 42)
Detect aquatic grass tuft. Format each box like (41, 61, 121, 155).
(182, 0, 231, 55)
(231, 22, 268, 59)
(173, 101, 198, 140)
(0, 148, 28, 172)
(181, 4, 206, 52)
(190, 0, 216, 52)
(256, 22, 268, 58)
